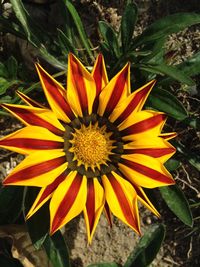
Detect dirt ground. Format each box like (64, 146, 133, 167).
(0, 1, 200, 267)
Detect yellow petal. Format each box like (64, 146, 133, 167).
(3, 150, 67, 186)
(67, 53, 96, 116)
(50, 172, 87, 234)
(0, 126, 63, 155)
(102, 172, 140, 234)
(98, 63, 130, 117)
(83, 178, 105, 243)
(35, 63, 75, 122)
(119, 154, 174, 188)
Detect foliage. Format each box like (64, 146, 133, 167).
(0, 0, 199, 266)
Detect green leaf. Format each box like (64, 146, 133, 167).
(141, 63, 195, 86)
(88, 263, 120, 267)
(174, 141, 200, 171)
(147, 88, 188, 120)
(133, 13, 200, 47)
(43, 231, 71, 267)
(165, 159, 181, 171)
(121, 2, 138, 52)
(0, 16, 26, 39)
(0, 78, 18, 96)
(182, 116, 200, 130)
(0, 186, 23, 224)
(62, 0, 94, 60)
(10, 0, 41, 46)
(6, 56, 18, 79)
(124, 224, 165, 267)
(160, 185, 193, 227)
(24, 188, 49, 249)
(99, 21, 120, 58)
(57, 29, 77, 55)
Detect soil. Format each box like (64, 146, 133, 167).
(0, 1, 200, 267)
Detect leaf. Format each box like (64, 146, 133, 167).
(165, 159, 181, 171)
(43, 231, 71, 267)
(133, 13, 200, 47)
(0, 16, 26, 39)
(146, 88, 188, 120)
(57, 29, 77, 55)
(182, 116, 200, 130)
(99, 21, 120, 58)
(121, 2, 138, 52)
(0, 78, 18, 96)
(124, 224, 165, 267)
(24, 187, 49, 249)
(160, 185, 193, 227)
(6, 57, 18, 79)
(10, 0, 41, 46)
(141, 63, 195, 86)
(174, 141, 200, 171)
(62, 0, 94, 60)
(0, 186, 23, 224)
(87, 263, 120, 267)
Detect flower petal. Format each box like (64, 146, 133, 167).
(104, 201, 113, 227)
(16, 90, 45, 108)
(92, 54, 108, 112)
(83, 178, 105, 243)
(119, 154, 175, 188)
(67, 53, 96, 116)
(159, 132, 177, 140)
(26, 169, 70, 219)
(3, 150, 67, 186)
(50, 171, 87, 234)
(102, 172, 140, 234)
(1, 104, 65, 136)
(134, 185, 160, 217)
(35, 63, 75, 122)
(119, 111, 166, 141)
(109, 80, 156, 125)
(98, 63, 130, 117)
(0, 126, 63, 154)
(123, 137, 176, 163)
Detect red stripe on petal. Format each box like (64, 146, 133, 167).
(51, 173, 82, 233)
(70, 55, 88, 115)
(1, 105, 64, 136)
(104, 201, 112, 227)
(3, 156, 66, 184)
(161, 133, 177, 140)
(104, 64, 129, 117)
(34, 169, 69, 209)
(16, 91, 43, 108)
(120, 158, 174, 184)
(93, 55, 103, 112)
(86, 179, 95, 232)
(108, 173, 138, 229)
(120, 114, 166, 136)
(37, 66, 75, 121)
(124, 147, 175, 157)
(0, 138, 63, 150)
(114, 81, 155, 125)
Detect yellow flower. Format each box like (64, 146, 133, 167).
(0, 54, 176, 242)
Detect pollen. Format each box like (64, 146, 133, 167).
(71, 125, 113, 169)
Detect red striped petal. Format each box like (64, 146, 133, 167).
(120, 158, 173, 184)
(108, 173, 139, 230)
(0, 138, 63, 150)
(69, 54, 89, 115)
(160, 132, 177, 140)
(104, 201, 112, 227)
(104, 64, 129, 117)
(120, 114, 166, 136)
(16, 91, 44, 108)
(32, 170, 69, 211)
(1, 104, 64, 136)
(114, 80, 156, 125)
(124, 147, 175, 157)
(86, 179, 95, 233)
(36, 64, 75, 121)
(51, 173, 83, 233)
(3, 156, 66, 185)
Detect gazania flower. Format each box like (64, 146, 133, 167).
(0, 54, 176, 242)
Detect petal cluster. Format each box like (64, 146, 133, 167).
(0, 54, 176, 242)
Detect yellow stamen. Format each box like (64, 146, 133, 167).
(71, 125, 113, 168)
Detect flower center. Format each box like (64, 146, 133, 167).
(71, 125, 113, 169)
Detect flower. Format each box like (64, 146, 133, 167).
(0, 54, 176, 242)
